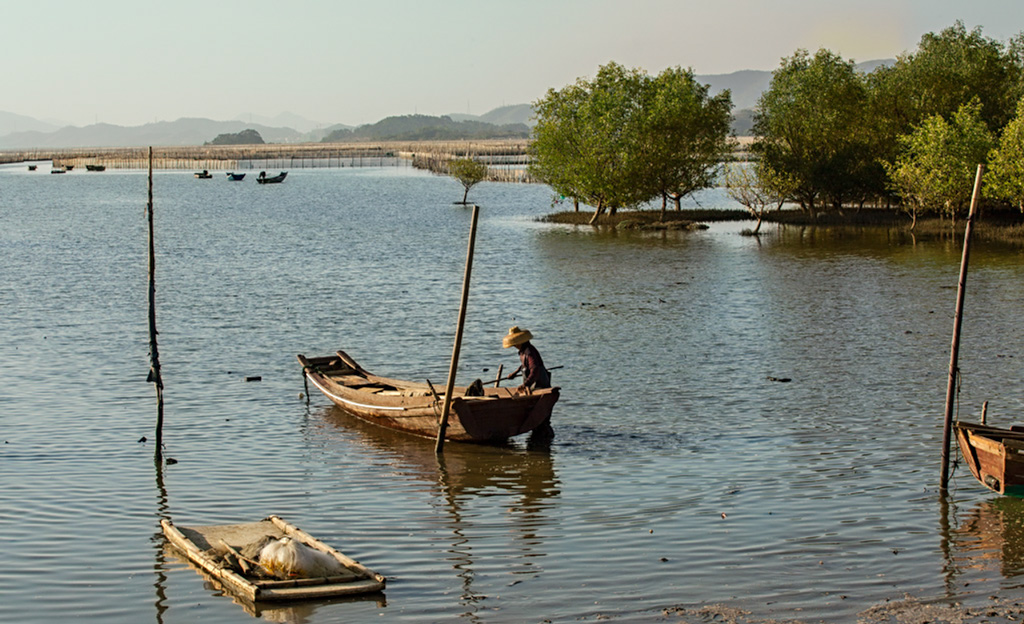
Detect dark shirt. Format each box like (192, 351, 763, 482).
(516, 342, 550, 389)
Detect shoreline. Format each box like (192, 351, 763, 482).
(542, 207, 1024, 243)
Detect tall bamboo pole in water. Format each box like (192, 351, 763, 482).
(940, 164, 985, 490)
(435, 204, 480, 453)
(146, 147, 165, 452)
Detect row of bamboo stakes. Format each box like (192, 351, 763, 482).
(4, 137, 754, 182)
(2, 139, 537, 182)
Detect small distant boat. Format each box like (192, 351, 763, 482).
(85, 164, 106, 172)
(194, 170, 213, 179)
(50, 166, 66, 174)
(226, 172, 246, 181)
(27, 165, 37, 171)
(298, 350, 559, 443)
(64, 165, 74, 171)
(257, 171, 288, 184)
(162, 515, 385, 603)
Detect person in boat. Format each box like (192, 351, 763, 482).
(503, 326, 550, 391)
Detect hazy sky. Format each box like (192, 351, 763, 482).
(4, 0, 1022, 128)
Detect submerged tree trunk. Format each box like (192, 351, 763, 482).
(660, 193, 667, 222)
(588, 200, 606, 225)
(574, 198, 579, 212)
(462, 186, 470, 204)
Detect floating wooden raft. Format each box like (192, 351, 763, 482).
(161, 515, 385, 602)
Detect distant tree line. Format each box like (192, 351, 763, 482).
(321, 114, 529, 142)
(532, 21, 1024, 227)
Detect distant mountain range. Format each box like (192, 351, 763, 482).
(0, 61, 891, 149)
(321, 113, 530, 142)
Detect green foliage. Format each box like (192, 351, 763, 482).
(748, 22, 1022, 217)
(886, 101, 993, 222)
(752, 49, 872, 214)
(447, 158, 489, 203)
(643, 66, 733, 207)
(530, 62, 732, 223)
(321, 115, 528, 142)
(208, 128, 264, 145)
(986, 98, 1024, 211)
(530, 63, 653, 216)
(877, 21, 1021, 135)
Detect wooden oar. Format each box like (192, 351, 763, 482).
(494, 365, 563, 385)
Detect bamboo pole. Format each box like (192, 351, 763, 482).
(146, 147, 165, 453)
(940, 164, 985, 490)
(435, 204, 480, 453)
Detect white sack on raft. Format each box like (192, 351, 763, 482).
(258, 536, 346, 578)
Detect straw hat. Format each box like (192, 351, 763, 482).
(502, 326, 533, 348)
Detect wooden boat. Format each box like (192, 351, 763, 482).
(257, 171, 287, 184)
(954, 421, 1024, 497)
(226, 172, 246, 181)
(194, 170, 213, 179)
(50, 166, 66, 174)
(85, 164, 106, 171)
(27, 164, 37, 171)
(161, 515, 385, 602)
(298, 350, 559, 443)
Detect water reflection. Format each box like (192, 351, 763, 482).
(318, 406, 561, 616)
(951, 496, 1024, 579)
(152, 410, 171, 624)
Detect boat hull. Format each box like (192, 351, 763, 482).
(298, 352, 559, 443)
(954, 421, 1024, 497)
(257, 172, 287, 184)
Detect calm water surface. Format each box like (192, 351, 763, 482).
(4, 164, 1024, 623)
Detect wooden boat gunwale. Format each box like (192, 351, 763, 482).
(954, 420, 1024, 497)
(161, 515, 385, 602)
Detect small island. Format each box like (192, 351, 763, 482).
(207, 128, 265, 145)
